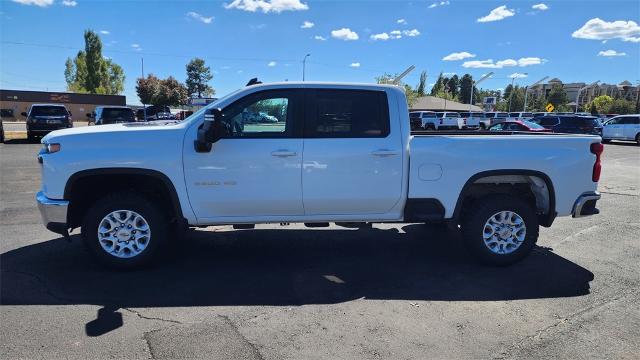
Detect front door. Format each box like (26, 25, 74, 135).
(604, 117, 624, 138)
(184, 89, 305, 220)
(301, 89, 403, 215)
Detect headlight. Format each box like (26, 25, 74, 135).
(42, 143, 61, 154)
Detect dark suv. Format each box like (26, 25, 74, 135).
(531, 115, 602, 135)
(23, 104, 73, 141)
(88, 106, 136, 125)
(135, 105, 173, 121)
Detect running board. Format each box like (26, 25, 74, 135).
(232, 224, 255, 229)
(304, 222, 330, 228)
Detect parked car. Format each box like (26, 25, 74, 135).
(409, 111, 438, 130)
(508, 112, 534, 121)
(435, 112, 465, 130)
(488, 120, 551, 132)
(37, 82, 603, 269)
(602, 114, 640, 145)
(136, 106, 174, 121)
(531, 115, 602, 135)
(87, 106, 136, 125)
(22, 104, 73, 142)
(484, 112, 509, 126)
(460, 112, 490, 129)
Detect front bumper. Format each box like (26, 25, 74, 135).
(572, 191, 601, 218)
(36, 191, 70, 235)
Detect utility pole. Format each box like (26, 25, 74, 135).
(523, 76, 549, 112)
(470, 72, 494, 110)
(141, 57, 147, 121)
(508, 73, 527, 113)
(302, 54, 310, 81)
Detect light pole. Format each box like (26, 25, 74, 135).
(470, 72, 493, 110)
(523, 76, 549, 112)
(508, 73, 527, 113)
(302, 54, 310, 81)
(576, 80, 599, 113)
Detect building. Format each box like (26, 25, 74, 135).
(0, 89, 126, 121)
(527, 79, 639, 109)
(410, 96, 482, 112)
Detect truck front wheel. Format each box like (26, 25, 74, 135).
(82, 192, 168, 269)
(462, 195, 538, 266)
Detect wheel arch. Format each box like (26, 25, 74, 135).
(64, 168, 185, 228)
(452, 169, 556, 227)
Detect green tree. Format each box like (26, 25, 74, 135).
(446, 75, 459, 99)
(186, 58, 214, 98)
(430, 72, 444, 96)
(137, 74, 189, 107)
(608, 99, 635, 114)
(415, 71, 427, 97)
(375, 73, 418, 107)
(136, 74, 161, 105)
(459, 74, 474, 104)
(586, 95, 614, 114)
(547, 84, 569, 109)
(589, 102, 598, 115)
(64, 30, 124, 94)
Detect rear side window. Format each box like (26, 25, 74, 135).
(620, 116, 640, 125)
(561, 117, 598, 126)
(539, 117, 559, 126)
(471, 112, 485, 117)
(422, 112, 437, 118)
(496, 113, 508, 118)
(306, 90, 389, 138)
(460, 112, 470, 117)
(446, 112, 460, 118)
(31, 106, 67, 116)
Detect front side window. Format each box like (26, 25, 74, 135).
(221, 90, 294, 137)
(305, 89, 389, 138)
(490, 123, 504, 131)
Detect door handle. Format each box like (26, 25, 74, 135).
(271, 150, 297, 157)
(371, 149, 399, 157)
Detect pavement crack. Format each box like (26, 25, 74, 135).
(219, 315, 265, 360)
(122, 308, 182, 324)
(600, 191, 639, 197)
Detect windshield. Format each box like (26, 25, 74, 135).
(31, 106, 67, 116)
(102, 108, 134, 121)
(523, 120, 545, 129)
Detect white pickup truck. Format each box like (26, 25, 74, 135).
(36, 82, 603, 269)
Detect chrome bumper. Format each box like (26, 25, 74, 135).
(36, 191, 70, 235)
(572, 191, 601, 218)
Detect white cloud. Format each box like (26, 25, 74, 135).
(11, 0, 53, 6)
(443, 51, 476, 61)
(598, 49, 627, 57)
(442, 72, 456, 76)
(397, 18, 407, 24)
(572, 18, 640, 43)
(403, 29, 420, 37)
(268, 61, 277, 66)
(61, 0, 76, 6)
(331, 28, 359, 41)
(477, 5, 515, 23)
(131, 44, 142, 51)
(301, 21, 314, 29)
(370, 32, 391, 41)
(532, 3, 548, 10)
(99, 30, 110, 35)
(314, 35, 327, 41)
(390, 30, 402, 39)
(187, 11, 213, 24)
(350, 62, 361, 68)
(462, 57, 545, 68)
(428, 1, 449, 9)
(509, 73, 528, 78)
(224, 0, 308, 13)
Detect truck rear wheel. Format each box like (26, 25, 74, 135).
(462, 195, 538, 266)
(82, 192, 168, 269)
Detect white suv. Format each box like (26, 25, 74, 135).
(602, 115, 640, 145)
(435, 112, 465, 130)
(409, 111, 438, 130)
(460, 112, 490, 129)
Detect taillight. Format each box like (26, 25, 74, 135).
(590, 142, 603, 182)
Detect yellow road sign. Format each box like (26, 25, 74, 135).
(545, 103, 554, 112)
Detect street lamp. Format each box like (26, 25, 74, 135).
(523, 76, 549, 112)
(470, 72, 494, 110)
(302, 54, 311, 81)
(576, 80, 600, 112)
(508, 73, 528, 113)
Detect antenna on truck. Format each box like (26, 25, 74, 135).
(246, 78, 262, 86)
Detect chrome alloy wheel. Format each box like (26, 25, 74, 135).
(97, 210, 151, 258)
(482, 211, 526, 255)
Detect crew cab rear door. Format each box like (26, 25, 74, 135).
(301, 89, 403, 215)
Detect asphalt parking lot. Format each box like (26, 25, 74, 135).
(1, 139, 639, 359)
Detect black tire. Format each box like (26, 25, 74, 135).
(635, 134, 640, 146)
(602, 139, 611, 144)
(479, 123, 486, 130)
(82, 192, 169, 270)
(462, 195, 539, 266)
(27, 132, 36, 143)
(426, 124, 436, 130)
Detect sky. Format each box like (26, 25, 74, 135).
(1, 0, 639, 105)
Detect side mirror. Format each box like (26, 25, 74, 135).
(21, 112, 27, 117)
(195, 108, 228, 153)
